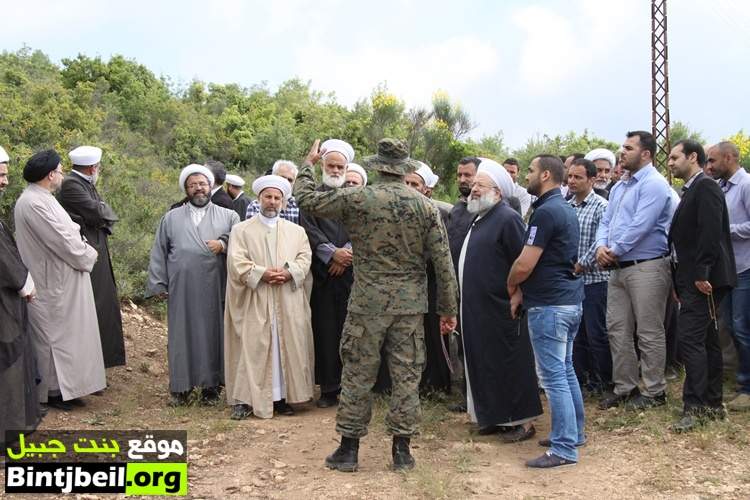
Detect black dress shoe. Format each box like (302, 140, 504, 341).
(69, 398, 86, 407)
(626, 392, 666, 410)
(230, 404, 252, 420)
(325, 436, 359, 472)
(500, 425, 536, 444)
(316, 393, 339, 408)
(598, 388, 640, 410)
(392, 436, 415, 471)
(273, 399, 294, 416)
(46, 396, 74, 411)
(476, 425, 500, 436)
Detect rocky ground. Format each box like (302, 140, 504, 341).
(2, 304, 749, 499)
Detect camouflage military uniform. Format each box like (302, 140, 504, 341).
(294, 139, 458, 438)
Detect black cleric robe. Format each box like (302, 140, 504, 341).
(232, 192, 252, 221)
(299, 186, 353, 390)
(58, 172, 125, 368)
(0, 220, 41, 447)
(458, 201, 542, 426)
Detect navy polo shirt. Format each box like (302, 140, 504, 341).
(521, 188, 584, 308)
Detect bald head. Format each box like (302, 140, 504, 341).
(707, 141, 741, 181)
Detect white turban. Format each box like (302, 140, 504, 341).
(225, 174, 245, 187)
(179, 164, 214, 194)
(415, 162, 439, 188)
(321, 139, 355, 163)
(69, 145, 102, 166)
(0, 146, 9, 163)
(585, 148, 616, 166)
(252, 175, 291, 200)
(346, 163, 368, 186)
(477, 158, 514, 199)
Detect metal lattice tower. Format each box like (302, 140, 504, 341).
(651, 0, 671, 182)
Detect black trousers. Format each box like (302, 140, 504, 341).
(676, 283, 728, 412)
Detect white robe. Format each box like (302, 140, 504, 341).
(224, 215, 314, 418)
(13, 183, 106, 402)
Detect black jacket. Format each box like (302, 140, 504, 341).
(669, 173, 736, 291)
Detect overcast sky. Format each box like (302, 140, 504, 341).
(3, 0, 749, 149)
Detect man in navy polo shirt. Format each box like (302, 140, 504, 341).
(508, 154, 585, 469)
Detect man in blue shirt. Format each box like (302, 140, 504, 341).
(595, 131, 675, 410)
(709, 142, 750, 412)
(508, 154, 584, 469)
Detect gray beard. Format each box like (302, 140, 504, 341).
(261, 207, 279, 218)
(467, 192, 499, 214)
(594, 180, 608, 190)
(189, 194, 209, 207)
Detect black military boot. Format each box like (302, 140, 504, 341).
(325, 436, 359, 472)
(392, 436, 415, 471)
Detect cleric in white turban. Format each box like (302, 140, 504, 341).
(345, 163, 367, 187)
(477, 158, 515, 200)
(585, 148, 617, 192)
(252, 174, 292, 201)
(321, 139, 355, 164)
(69, 146, 102, 167)
(147, 163, 239, 406)
(178, 164, 214, 194)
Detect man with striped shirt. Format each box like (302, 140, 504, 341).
(567, 158, 612, 395)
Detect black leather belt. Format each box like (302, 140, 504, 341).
(617, 255, 668, 269)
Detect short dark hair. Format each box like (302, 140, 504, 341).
(571, 158, 597, 178)
(626, 130, 657, 158)
(674, 140, 706, 167)
(459, 156, 480, 168)
(568, 153, 584, 161)
(503, 158, 519, 167)
(205, 160, 226, 185)
(533, 154, 565, 184)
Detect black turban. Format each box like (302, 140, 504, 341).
(23, 149, 61, 183)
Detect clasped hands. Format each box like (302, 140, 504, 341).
(261, 267, 292, 285)
(329, 248, 353, 277)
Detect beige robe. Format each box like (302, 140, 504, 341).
(225, 216, 314, 418)
(13, 184, 106, 402)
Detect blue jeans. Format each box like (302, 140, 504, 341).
(726, 269, 750, 394)
(528, 304, 585, 462)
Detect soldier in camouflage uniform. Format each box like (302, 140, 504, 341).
(294, 138, 459, 472)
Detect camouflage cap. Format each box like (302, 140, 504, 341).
(362, 138, 420, 175)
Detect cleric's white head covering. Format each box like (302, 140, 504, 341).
(69, 146, 102, 166)
(225, 174, 245, 187)
(346, 163, 367, 186)
(179, 164, 214, 194)
(585, 148, 616, 166)
(0, 145, 9, 163)
(477, 158, 514, 199)
(252, 175, 291, 200)
(321, 139, 355, 163)
(415, 161, 439, 188)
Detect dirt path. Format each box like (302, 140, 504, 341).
(2, 306, 749, 499)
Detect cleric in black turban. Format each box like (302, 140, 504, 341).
(23, 149, 61, 183)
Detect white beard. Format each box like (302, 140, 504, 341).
(467, 192, 500, 214)
(594, 180, 608, 190)
(323, 172, 345, 188)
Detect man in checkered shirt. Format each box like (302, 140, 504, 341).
(246, 160, 301, 224)
(567, 158, 612, 395)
